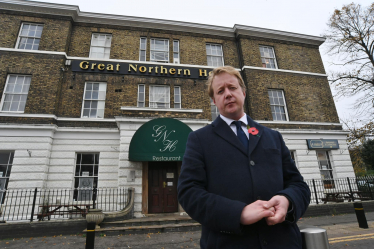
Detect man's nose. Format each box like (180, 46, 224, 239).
(224, 88, 232, 98)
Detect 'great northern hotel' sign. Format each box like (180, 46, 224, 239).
(71, 60, 213, 79)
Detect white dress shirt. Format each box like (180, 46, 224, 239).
(219, 114, 249, 139)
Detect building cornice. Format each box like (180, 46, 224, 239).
(234, 24, 326, 46)
(256, 120, 342, 126)
(0, 112, 57, 118)
(121, 107, 203, 113)
(0, 0, 325, 44)
(242, 66, 327, 77)
(0, 47, 67, 56)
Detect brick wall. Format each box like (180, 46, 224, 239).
(0, 51, 64, 117)
(243, 69, 340, 125)
(58, 71, 211, 120)
(239, 36, 326, 74)
(0, 10, 72, 52)
(68, 24, 240, 67)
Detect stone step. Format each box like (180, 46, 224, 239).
(100, 215, 194, 228)
(84, 222, 201, 235)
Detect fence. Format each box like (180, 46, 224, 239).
(306, 176, 374, 204)
(0, 187, 130, 222)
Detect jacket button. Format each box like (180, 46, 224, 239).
(250, 160, 255, 166)
(263, 240, 267, 245)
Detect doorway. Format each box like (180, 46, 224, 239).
(148, 162, 178, 213)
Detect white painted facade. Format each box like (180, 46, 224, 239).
(0, 118, 355, 216)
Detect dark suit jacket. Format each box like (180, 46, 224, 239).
(177, 115, 310, 249)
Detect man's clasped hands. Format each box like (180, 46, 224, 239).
(240, 195, 290, 226)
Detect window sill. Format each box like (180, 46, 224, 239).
(121, 106, 203, 113)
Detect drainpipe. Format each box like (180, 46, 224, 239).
(235, 31, 251, 117)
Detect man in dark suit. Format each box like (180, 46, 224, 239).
(177, 66, 310, 248)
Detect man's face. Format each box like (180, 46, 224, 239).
(212, 72, 246, 120)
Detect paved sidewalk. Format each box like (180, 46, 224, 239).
(1, 212, 373, 249)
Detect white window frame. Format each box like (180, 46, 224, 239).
(260, 46, 278, 69)
(0, 152, 14, 204)
(81, 82, 107, 119)
(15, 23, 43, 50)
(74, 153, 99, 202)
(206, 43, 224, 67)
(268, 89, 289, 121)
(0, 74, 31, 113)
(290, 151, 299, 169)
(137, 84, 145, 107)
(89, 33, 112, 59)
(317, 150, 336, 189)
(210, 98, 219, 120)
(139, 37, 147, 61)
(149, 85, 170, 108)
(173, 40, 180, 64)
(150, 38, 169, 63)
(174, 86, 181, 108)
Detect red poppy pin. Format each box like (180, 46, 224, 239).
(247, 125, 260, 136)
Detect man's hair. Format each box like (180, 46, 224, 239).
(206, 66, 246, 98)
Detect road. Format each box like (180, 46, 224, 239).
(1, 212, 374, 248)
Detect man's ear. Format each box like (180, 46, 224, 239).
(213, 97, 216, 105)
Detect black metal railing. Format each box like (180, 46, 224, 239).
(305, 176, 374, 204)
(0, 187, 130, 222)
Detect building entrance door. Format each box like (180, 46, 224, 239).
(148, 162, 178, 213)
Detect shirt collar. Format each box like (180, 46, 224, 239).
(220, 114, 248, 127)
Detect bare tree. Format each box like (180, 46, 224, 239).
(325, 3, 374, 119)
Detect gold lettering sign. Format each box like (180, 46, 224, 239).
(160, 66, 167, 74)
(199, 69, 207, 77)
(74, 60, 213, 78)
(139, 66, 146, 73)
(107, 64, 114, 71)
(128, 64, 137, 72)
(79, 61, 89, 70)
(184, 69, 190, 76)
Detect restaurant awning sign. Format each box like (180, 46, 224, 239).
(129, 118, 193, 161)
(306, 139, 339, 150)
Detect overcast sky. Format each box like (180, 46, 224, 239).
(36, 0, 374, 125)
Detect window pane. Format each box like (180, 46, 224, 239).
(82, 109, 90, 117)
(97, 101, 105, 109)
(85, 91, 92, 99)
(140, 51, 146, 61)
(90, 109, 97, 118)
(81, 154, 95, 165)
(97, 109, 104, 118)
(91, 101, 98, 109)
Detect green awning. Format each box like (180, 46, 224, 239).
(129, 118, 193, 161)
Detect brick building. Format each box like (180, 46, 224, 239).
(0, 0, 353, 216)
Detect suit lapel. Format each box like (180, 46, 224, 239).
(212, 117, 248, 156)
(246, 115, 263, 156)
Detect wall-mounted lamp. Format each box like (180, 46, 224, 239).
(65, 60, 71, 66)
